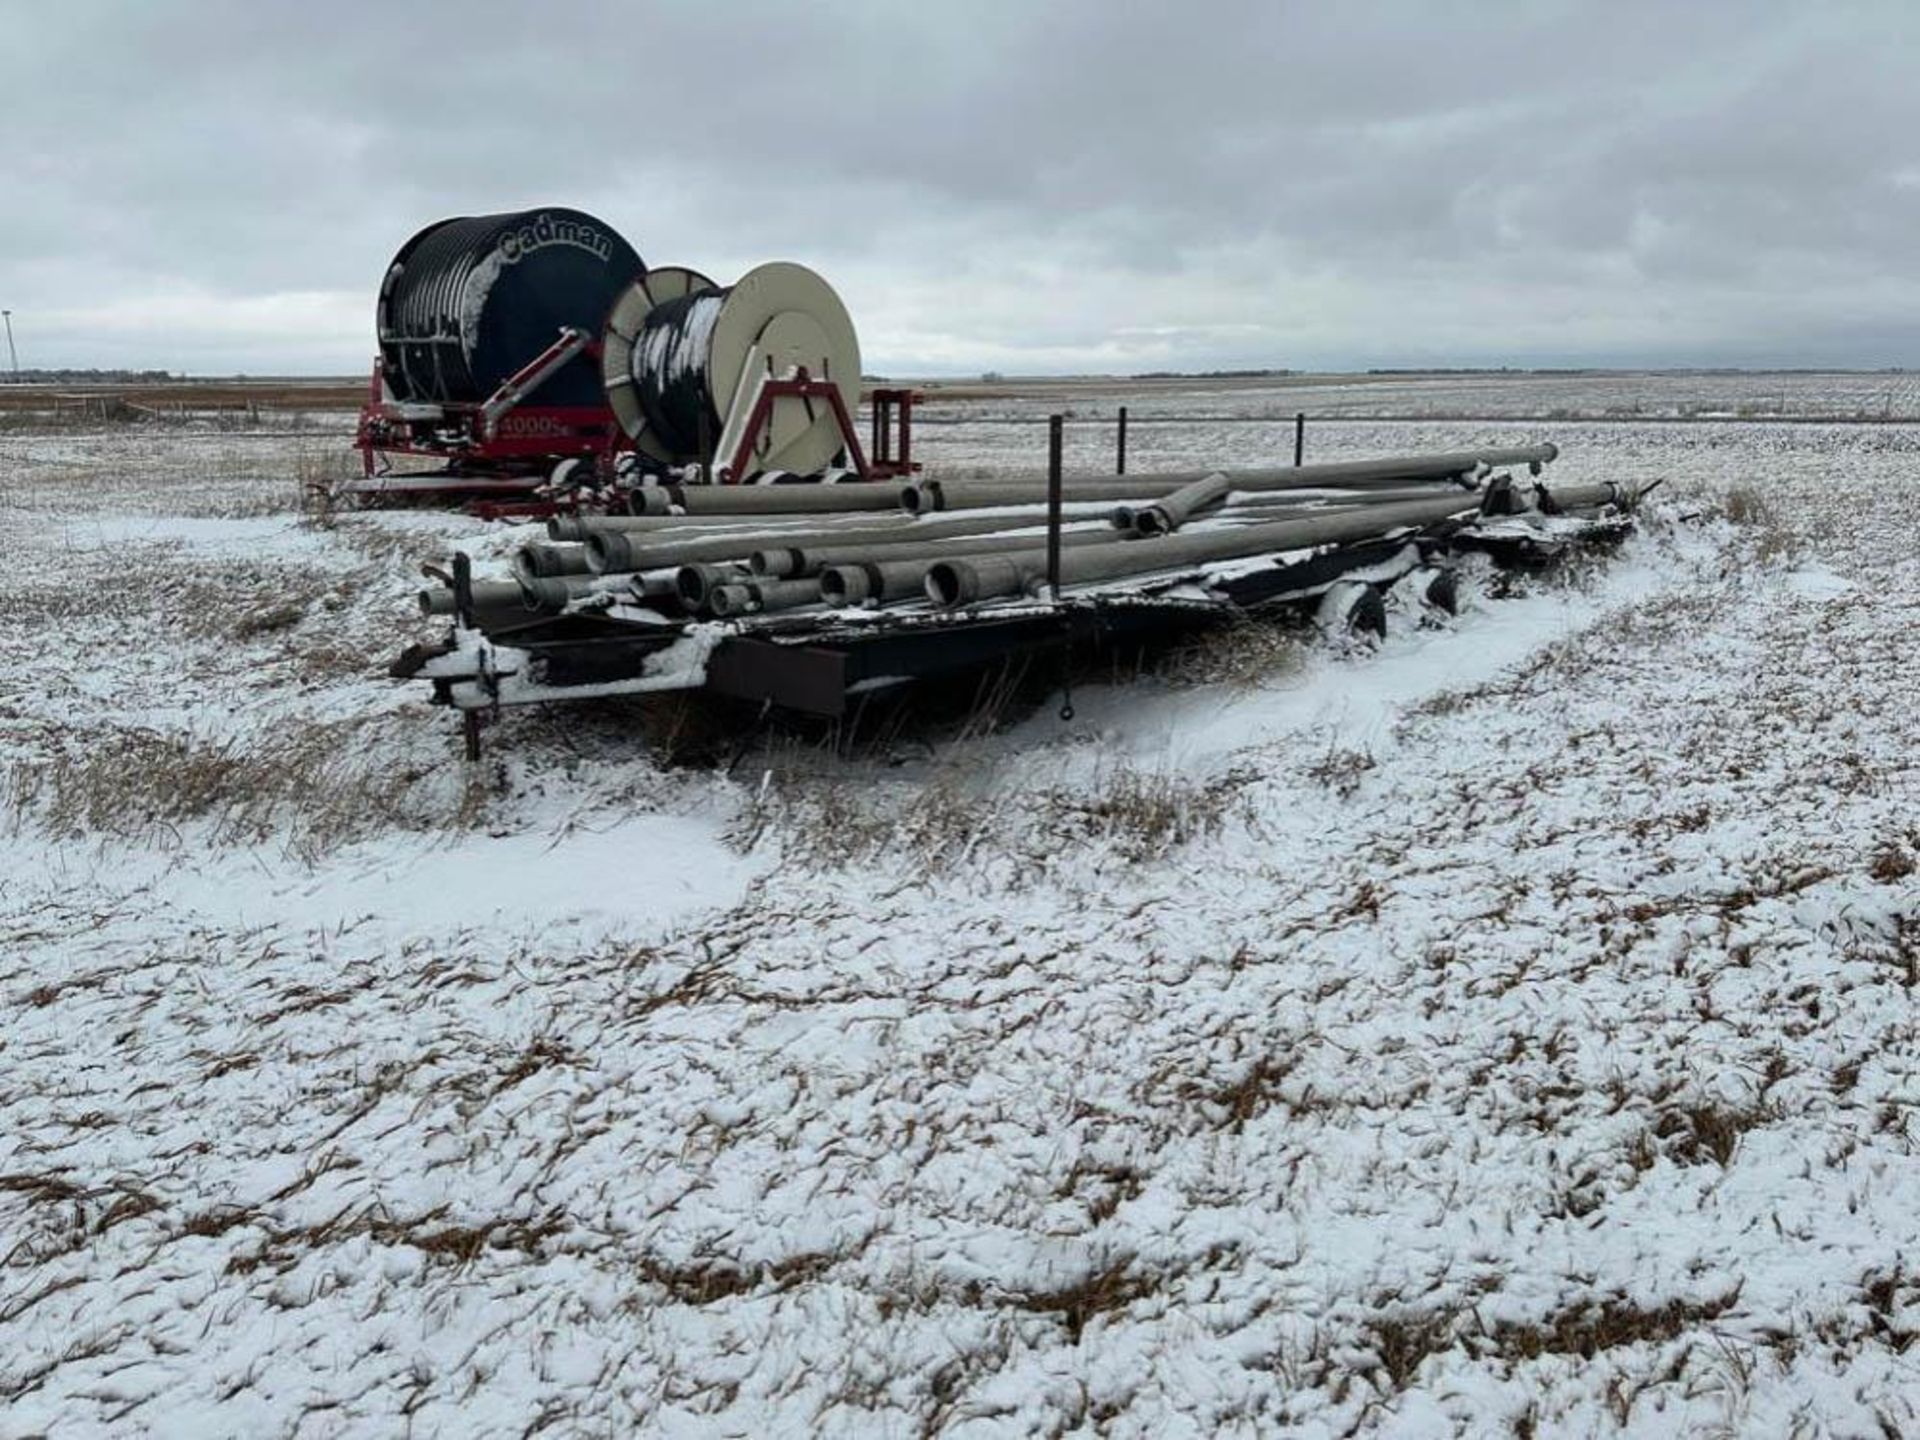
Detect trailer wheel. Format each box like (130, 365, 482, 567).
(1317, 581, 1387, 641)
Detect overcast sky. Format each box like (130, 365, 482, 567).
(4, 1, 1918, 376)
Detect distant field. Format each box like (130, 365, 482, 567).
(0, 378, 365, 415)
(2, 368, 1918, 425)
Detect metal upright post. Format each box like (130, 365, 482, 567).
(451, 550, 482, 761)
(1116, 405, 1128, 475)
(1294, 412, 1305, 467)
(1046, 413, 1065, 600)
(2, 311, 16, 381)
(1047, 412, 1074, 721)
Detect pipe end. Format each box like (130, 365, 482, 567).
(926, 560, 975, 609)
(1132, 506, 1172, 538)
(820, 564, 875, 606)
(751, 548, 799, 579)
(709, 584, 757, 617)
(676, 564, 721, 610)
(584, 533, 626, 574)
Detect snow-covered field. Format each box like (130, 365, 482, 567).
(1, 379, 1915, 1436)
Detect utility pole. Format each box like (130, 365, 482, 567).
(1, 311, 16, 381)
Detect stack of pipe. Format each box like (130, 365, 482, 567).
(424, 443, 1601, 623)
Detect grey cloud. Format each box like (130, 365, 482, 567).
(3, 0, 1917, 373)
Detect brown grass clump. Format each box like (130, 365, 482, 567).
(1156, 614, 1306, 689)
(633, 1250, 839, 1305)
(1651, 1100, 1777, 1168)
(727, 761, 989, 862)
(1868, 839, 1916, 884)
(1366, 1309, 1460, 1389)
(294, 444, 362, 529)
(223, 1206, 566, 1275)
(1486, 1291, 1738, 1362)
(1044, 765, 1247, 862)
(2, 718, 487, 861)
(1720, 485, 1802, 565)
(1006, 1258, 1156, 1343)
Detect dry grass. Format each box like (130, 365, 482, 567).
(728, 749, 1245, 867)
(726, 756, 989, 862)
(1042, 763, 1248, 861)
(1155, 613, 1306, 688)
(294, 444, 362, 529)
(1485, 1291, 1739, 1362)
(2, 717, 490, 862)
(1651, 1100, 1779, 1168)
(1720, 485, 1803, 565)
(0, 397, 337, 435)
(224, 1206, 567, 1276)
(1005, 1257, 1156, 1343)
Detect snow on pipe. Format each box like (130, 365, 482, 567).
(903, 447, 1554, 514)
(1113, 486, 1445, 529)
(707, 578, 824, 617)
(1222, 484, 1474, 513)
(1126, 471, 1233, 537)
(925, 492, 1486, 608)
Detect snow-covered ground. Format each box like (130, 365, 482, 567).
(1, 381, 1914, 1436)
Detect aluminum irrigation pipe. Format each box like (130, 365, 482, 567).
(1127, 471, 1232, 537)
(655, 482, 915, 516)
(926, 491, 1489, 609)
(707, 577, 824, 617)
(750, 522, 1116, 580)
(517, 572, 679, 611)
(1226, 484, 1484, 512)
(548, 510, 921, 540)
(418, 580, 525, 617)
(903, 445, 1556, 514)
(1108, 483, 1492, 534)
(511, 543, 594, 581)
(590, 506, 1130, 576)
(674, 562, 752, 612)
(819, 556, 951, 606)
(753, 492, 1478, 588)
(816, 525, 1141, 606)
(957, 444, 1559, 492)
(583, 526, 838, 574)
(746, 513, 1059, 575)
(1536, 479, 1630, 514)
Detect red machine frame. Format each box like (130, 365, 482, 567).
(354, 335, 921, 509)
(354, 329, 626, 480)
(715, 372, 920, 485)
